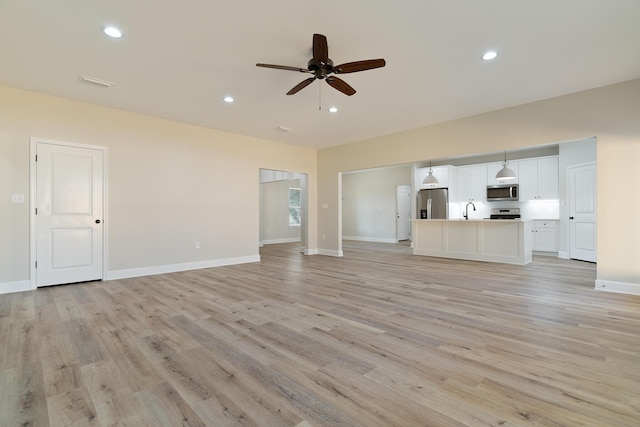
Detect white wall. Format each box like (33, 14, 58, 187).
(0, 85, 317, 292)
(260, 179, 301, 244)
(342, 165, 411, 242)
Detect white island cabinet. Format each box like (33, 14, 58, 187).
(413, 219, 533, 265)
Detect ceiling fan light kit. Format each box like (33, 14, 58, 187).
(256, 34, 386, 97)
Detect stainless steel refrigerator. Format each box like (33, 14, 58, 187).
(417, 188, 448, 219)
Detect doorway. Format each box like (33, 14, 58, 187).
(30, 138, 107, 287)
(259, 169, 308, 254)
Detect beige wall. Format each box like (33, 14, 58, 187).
(318, 78, 640, 286)
(0, 85, 317, 287)
(2, 78, 640, 291)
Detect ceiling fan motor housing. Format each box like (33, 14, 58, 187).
(307, 58, 333, 79)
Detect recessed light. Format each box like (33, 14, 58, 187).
(275, 126, 293, 132)
(223, 96, 234, 103)
(328, 107, 338, 113)
(103, 26, 123, 38)
(482, 51, 497, 61)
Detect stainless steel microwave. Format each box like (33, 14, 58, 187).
(487, 184, 519, 201)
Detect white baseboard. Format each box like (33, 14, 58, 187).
(343, 236, 397, 244)
(533, 251, 559, 257)
(0, 280, 33, 295)
(304, 248, 319, 255)
(558, 251, 569, 259)
(317, 249, 344, 257)
(106, 255, 261, 281)
(595, 279, 640, 296)
(261, 238, 302, 245)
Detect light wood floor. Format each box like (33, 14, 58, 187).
(2, 241, 639, 426)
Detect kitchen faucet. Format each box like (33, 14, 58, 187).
(464, 201, 476, 220)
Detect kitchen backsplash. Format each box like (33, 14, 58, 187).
(450, 200, 559, 220)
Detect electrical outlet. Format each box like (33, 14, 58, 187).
(11, 194, 25, 203)
(195, 241, 200, 249)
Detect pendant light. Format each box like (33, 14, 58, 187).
(495, 150, 516, 180)
(423, 161, 439, 185)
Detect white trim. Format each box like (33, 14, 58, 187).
(261, 238, 302, 245)
(106, 255, 261, 281)
(343, 236, 397, 244)
(318, 249, 344, 257)
(532, 250, 559, 257)
(557, 251, 569, 259)
(30, 137, 108, 288)
(595, 279, 640, 296)
(304, 248, 319, 255)
(0, 280, 33, 295)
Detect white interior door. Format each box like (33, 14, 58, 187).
(396, 185, 411, 241)
(36, 142, 104, 286)
(569, 163, 596, 262)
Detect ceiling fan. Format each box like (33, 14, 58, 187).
(256, 34, 386, 96)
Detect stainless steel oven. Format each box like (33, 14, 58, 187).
(489, 208, 521, 219)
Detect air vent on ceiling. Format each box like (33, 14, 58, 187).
(79, 75, 114, 88)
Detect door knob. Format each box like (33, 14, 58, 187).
(569, 216, 574, 220)
(95, 219, 102, 224)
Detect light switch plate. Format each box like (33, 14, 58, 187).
(11, 194, 25, 203)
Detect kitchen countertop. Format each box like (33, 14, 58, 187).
(414, 218, 532, 222)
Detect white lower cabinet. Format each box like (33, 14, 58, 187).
(532, 220, 558, 252)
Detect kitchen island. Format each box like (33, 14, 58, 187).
(412, 219, 533, 265)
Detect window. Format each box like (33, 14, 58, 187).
(288, 187, 301, 226)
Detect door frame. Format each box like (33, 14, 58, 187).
(29, 137, 109, 289)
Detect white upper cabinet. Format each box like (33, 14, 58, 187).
(418, 166, 450, 189)
(487, 161, 519, 184)
(456, 164, 487, 202)
(537, 157, 559, 199)
(518, 157, 558, 200)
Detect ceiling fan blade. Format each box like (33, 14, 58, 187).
(334, 59, 386, 74)
(286, 77, 316, 95)
(313, 34, 329, 63)
(326, 76, 356, 96)
(256, 63, 310, 72)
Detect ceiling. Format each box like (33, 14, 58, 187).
(2, 1, 640, 150)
